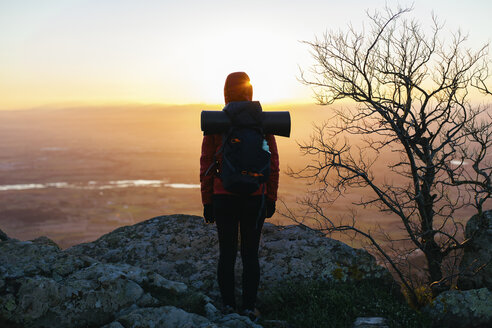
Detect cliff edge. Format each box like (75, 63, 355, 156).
(0, 215, 394, 328)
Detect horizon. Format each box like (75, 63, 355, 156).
(0, 99, 318, 112)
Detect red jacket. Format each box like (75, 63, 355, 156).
(200, 133, 279, 205)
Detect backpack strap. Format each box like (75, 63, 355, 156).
(204, 107, 248, 177)
(204, 128, 233, 177)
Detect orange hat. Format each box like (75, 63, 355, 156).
(224, 72, 253, 104)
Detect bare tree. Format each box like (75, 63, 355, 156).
(290, 6, 491, 304)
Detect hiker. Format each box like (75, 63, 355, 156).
(199, 72, 280, 320)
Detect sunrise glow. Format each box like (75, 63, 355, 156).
(1, 0, 491, 110)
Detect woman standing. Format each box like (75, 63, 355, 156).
(199, 72, 279, 320)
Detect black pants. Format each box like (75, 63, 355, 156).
(214, 194, 265, 310)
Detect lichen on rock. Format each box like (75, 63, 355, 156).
(108, 306, 214, 328)
(424, 288, 492, 328)
(68, 214, 392, 304)
(458, 210, 492, 291)
(1, 214, 395, 327)
(0, 237, 217, 327)
(30, 236, 61, 249)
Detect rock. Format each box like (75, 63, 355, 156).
(204, 302, 221, 320)
(102, 322, 125, 328)
(0, 239, 93, 280)
(0, 228, 8, 241)
(111, 306, 215, 328)
(215, 312, 263, 328)
(151, 271, 188, 294)
(31, 236, 60, 249)
(2, 214, 393, 327)
(109, 305, 264, 328)
(458, 210, 492, 290)
(424, 288, 492, 328)
(68, 215, 392, 303)
(108, 306, 262, 328)
(353, 317, 389, 328)
(0, 239, 206, 328)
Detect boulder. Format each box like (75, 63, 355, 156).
(0, 228, 8, 241)
(424, 288, 492, 328)
(352, 317, 389, 328)
(106, 306, 214, 328)
(102, 306, 263, 328)
(0, 238, 243, 328)
(1, 214, 394, 327)
(458, 210, 492, 290)
(215, 312, 263, 328)
(31, 236, 60, 249)
(68, 215, 393, 303)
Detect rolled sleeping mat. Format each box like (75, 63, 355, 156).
(261, 111, 291, 137)
(200, 111, 231, 136)
(201, 111, 291, 137)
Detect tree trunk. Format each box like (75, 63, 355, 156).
(422, 238, 444, 294)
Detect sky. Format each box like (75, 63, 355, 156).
(0, 0, 491, 110)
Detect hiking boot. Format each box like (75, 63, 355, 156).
(242, 308, 261, 322)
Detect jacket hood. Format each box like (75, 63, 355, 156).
(222, 101, 262, 127)
(224, 72, 253, 104)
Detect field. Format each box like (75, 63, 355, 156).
(0, 104, 479, 249)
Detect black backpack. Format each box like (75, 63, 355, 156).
(207, 101, 271, 195)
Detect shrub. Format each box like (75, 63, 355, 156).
(259, 278, 431, 328)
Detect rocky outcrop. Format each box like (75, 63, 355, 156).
(67, 215, 392, 303)
(423, 288, 492, 328)
(102, 306, 262, 328)
(1, 214, 392, 327)
(0, 228, 8, 242)
(0, 225, 259, 328)
(458, 210, 492, 290)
